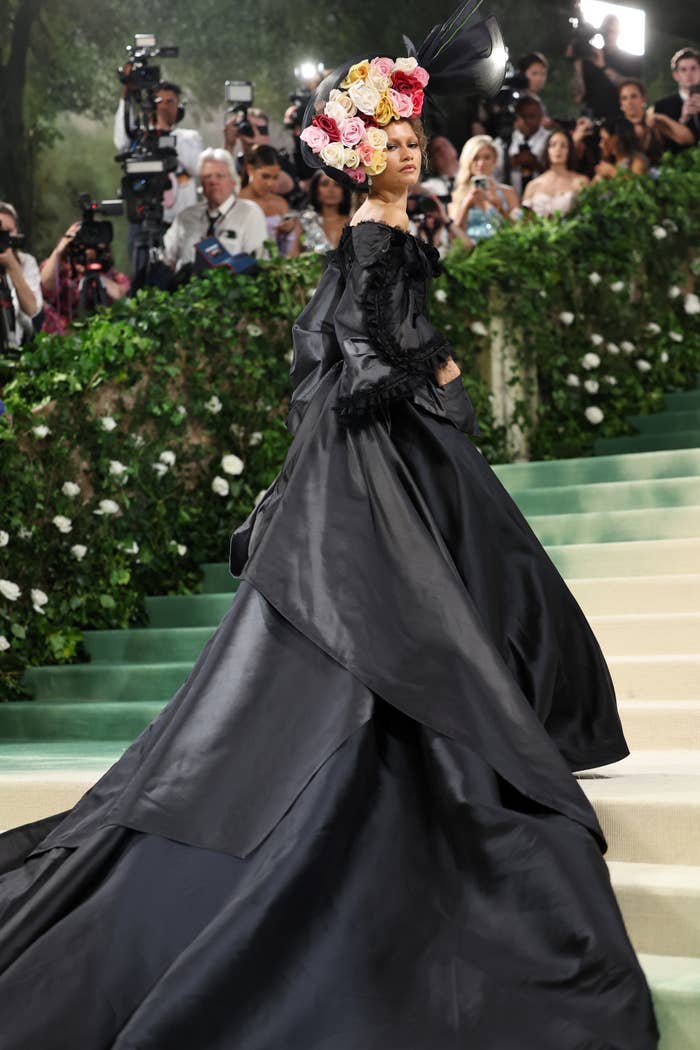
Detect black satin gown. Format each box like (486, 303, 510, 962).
(0, 222, 658, 1048)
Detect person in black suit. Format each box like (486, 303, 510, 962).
(654, 48, 700, 154)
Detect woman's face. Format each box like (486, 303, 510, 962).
(619, 84, 646, 122)
(250, 164, 280, 195)
(372, 120, 421, 192)
(526, 61, 547, 95)
(471, 146, 496, 177)
(317, 174, 343, 208)
(547, 132, 569, 167)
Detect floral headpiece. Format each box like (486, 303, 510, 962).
(300, 56, 430, 187)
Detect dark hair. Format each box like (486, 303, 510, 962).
(671, 47, 700, 71)
(241, 144, 281, 187)
(618, 78, 646, 99)
(542, 127, 575, 171)
(602, 117, 639, 158)
(515, 95, 543, 116)
(309, 170, 352, 215)
(518, 51, 548, 73)
(157, 80, 181, 97)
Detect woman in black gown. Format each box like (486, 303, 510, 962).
(0, 9, 658, 1048)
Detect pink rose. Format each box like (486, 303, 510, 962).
(389, 89, 414, 119)
(370, 56, 395, 78)
(300, 125, 330, 153)
(357, 140, 374, 165)
(344, 167, 367, 184)
(413, 66, 430, 88)
(339, 116, 367, 147)
(411, 89, 425, 116)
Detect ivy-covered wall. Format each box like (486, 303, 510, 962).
(1, 149, 699, 696)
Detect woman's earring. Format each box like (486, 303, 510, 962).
(367, 175, 373, 190)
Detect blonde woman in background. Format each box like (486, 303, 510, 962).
(448, 135, 519, 244)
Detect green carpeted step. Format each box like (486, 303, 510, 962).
(23, 663, 192, 702)
(548, 540, 700, 580)
(493, 448, 700, 489)
(0, 702, 163, 740)
(200, 563, 238, 594)
(665, 389, 700, 411)
(145, 593, 234, 628)
(640, 954, 700, 1050)
(628, 409, 700, 435)
(594, 431, 700, 455)
(84, 626, 214, 664)
(0, 740, 128, 771)
(511, 476, 700, 516)
(528, 506, 700, 546)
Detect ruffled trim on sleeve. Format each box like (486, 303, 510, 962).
(335, 337, 453, 423)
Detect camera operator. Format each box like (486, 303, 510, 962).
(494, 97, 549, 197)
(115, 73, 202, 226)
(408, 192, 472, 256)
(162, 149, 266, 273)
(654, 49, 700, 154)
(568, 10, 642, 120)
(40, 222, 129, 334)
(0, 203, 42, 351)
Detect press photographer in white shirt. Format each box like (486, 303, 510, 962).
(0, 202, 42, 350)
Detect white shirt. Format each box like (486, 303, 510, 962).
(162, 195, 267, 271)
(420, 175, 455, 201)
(494, 125, 550, 199)
(113, 99, 203, 223)
(5, 251, 42, 347)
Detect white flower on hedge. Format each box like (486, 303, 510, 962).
(246, 323, 263, 338)
(212, 476, 230, 497)
(177, 544, 187, 556)
(18, 527, 32, 539)
(0, 531, 7, 547)
(606, 342, 621, 355)
(661, 351, 669, 363)
(684, 293, 700, 316)
(668, 285, 681, 299)
(52, 515, 72, 534)
(585, 406, 604, 425)
(620, 341, 635, 354)
(94, 499, 120, 515)
(152, 462, 169, 477)
(590, 333, 604, 346)
(285, 349, 294, 364)
(565, 374, 580, 387)
(584, 379, 599, 393)
(254, 490, 267, 508)
(539, 289, 547, 299)
(559, 312, 575, 326)
(122, 541, 139, 555)
(610, 281, 625, 293)
(652, 226, 668, 240)
(588, 272, 602, 285)
(31, 588, 48, 614)
(0, 635, 9, 652)
(248, 432, 263, 448)
(176, 404, 187, 417)
(159, 450, 176, 467)
(205, 395, 223, 415)
(32, 425, 50, 438)
(0, 579, 20, 601)
(70, 544, 87, 561)
(581, 352, 600, 370)
(132, 434, 145, 448)
(669, 331, 683, 343)
(434, 289, 447, 303)
(109, 460, 128, 476)
(646, 322, 662, 334)
(221, 454, 244, 476)
(604, 375, 617, 386)
(99, 415, 117, 431)
(62, 481, 80, 498)
(470, 321, 488, 336)
(636, 359, 652, 372)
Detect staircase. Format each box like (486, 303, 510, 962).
(1, 386, 699, 1047)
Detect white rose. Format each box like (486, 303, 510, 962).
(668, 286, 681, 299)
(52, 515, 73, 534)
(588, 272, 602, 285)
(159, 450, 176, 466)
(62, 482, 81, 497)
(590, 333, 604, 346)
(539, 289, 547, 299)
(152, 462, 169, 477)
(470, 321, 488, 336)
(604, 375, 617, 385)
(70, 544, 87, 561)
(606, 343, 620, 355)
(31, 588, 48, 614)
(636, 359, 652, 372)
(584, 379, 599, 393)
(343, 147, 360, 169)
(248, 432, 263, 447)
(684, 293, 700, 316)
(95, 499, 120, 515)
(646, 322, 661, 334)
(176, 404, 187, 416)
(328, 89, 357, 117)
(99, 415, 117, 431)
(610, 281, 625, 293)
(660, 351, 669, 363)
(221, 453, 244, 475)
(620, 341, 635, 354)
(18, 527, 32, 539)
(585, 406, 604, 425)
(324, 100, 351, 125)
(177, 544, 187, 556)
(434, 289, 447, 303)
(0, 531, 8, 547)
(0, 579, 21, 601)
(122, 541, 139, 555)
(212, 476, 230, 497)
(132, 434, 145, 448)
(669, 331, 683, 343)
(0, 636, 9, 652)
(109, 460, 128, 476)
(285, 349, 294, 364)
(347, 79, 381, 116)
(205, 394, 223, 415)
(581, 352, 600, 370)
(565, 374, 580, 387)
(319, 141, 346, 170)
(365, 127, 388, 151)
(254, 489, 267, 508)
(559, 312, 575, 326)
(652, 226, 667, 240)
(246, 323, 263, 338)
(32, 425, 50, 438)
(394, 56, 418, 73)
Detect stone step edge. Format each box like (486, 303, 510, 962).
(608, 860, 700, 892)
(507, 475, 700, 499)
(527, 505, 700, 526)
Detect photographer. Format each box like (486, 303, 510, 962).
(162, 149, 266, 272)
(0, 203, 42, 351)
(408, 192, 472, 256)
(40, 222, 129, 335)
(654, 48, 700, 153)
(494, 97, 549, 197)
(225, 105, 297, 198)
(568, 11, 642, 120)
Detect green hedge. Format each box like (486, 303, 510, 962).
(1, 149, 699, 695)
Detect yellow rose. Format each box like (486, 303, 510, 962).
(374, 93, 398, 126)
(341, 60, 370, 87)
(365, 127, 388, 151)
(364, 149, 387, 176)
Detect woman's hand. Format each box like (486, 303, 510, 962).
(434, 357, 461, 387)
(55, 222, 81, 257)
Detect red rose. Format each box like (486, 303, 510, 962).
(391, 70, 422, 93)
(312, 114, 341, 141)
(411, 89, 424, 116)
(363, 114, 380, 128)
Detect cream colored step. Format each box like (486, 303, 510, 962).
(554, 538, 700, 580)
(569, 575, 700, 617)
(607, 656, 700, 702)
(619, 701, 700, 750)
(0, 771, 99, 832)
(609, 861, 700, 958)
(591, 613, 700, 656)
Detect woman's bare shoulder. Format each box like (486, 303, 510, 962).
(350, 204, 409, 232)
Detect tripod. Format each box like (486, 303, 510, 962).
(78, 265, 110, 315)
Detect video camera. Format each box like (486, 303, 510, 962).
(487, 62, 530, 142)
(118, 34, 179, 98)
(68, 193, 123, 270)
(0, 230, 24, 255)
(225, 81, 257, 137)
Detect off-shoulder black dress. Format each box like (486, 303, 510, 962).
(0, 222, 658, 1048)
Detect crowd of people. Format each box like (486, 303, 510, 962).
(1, 38, 698, 351)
